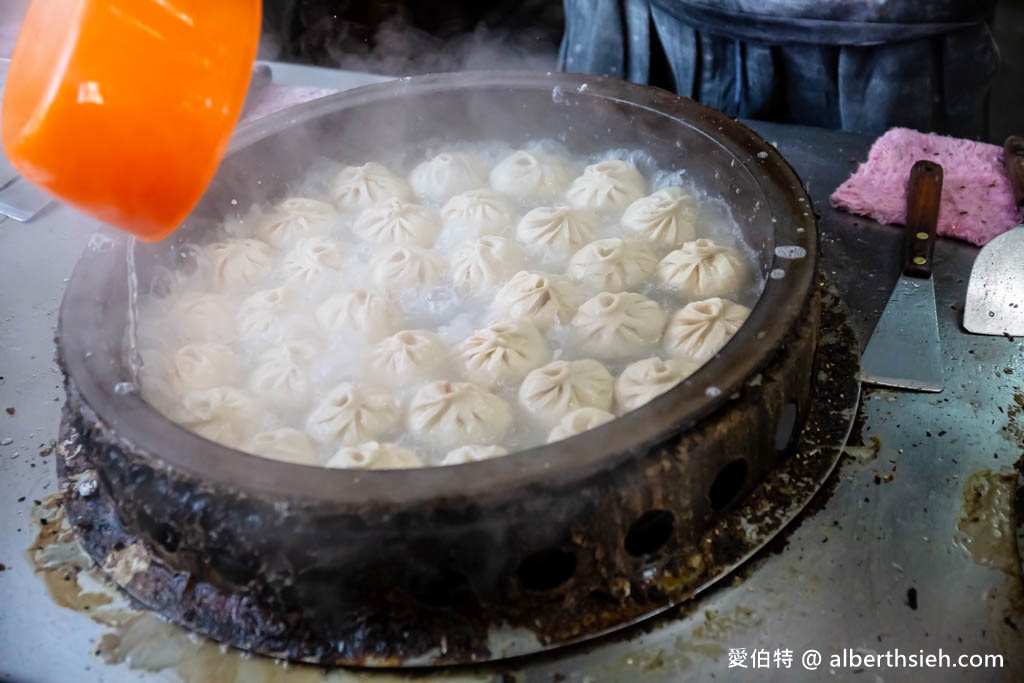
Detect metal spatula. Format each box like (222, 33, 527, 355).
(963, 136, 1024, 336)
(860, 160, 944, 392)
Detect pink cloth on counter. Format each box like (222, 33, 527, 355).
(830, 128, 1020, 246)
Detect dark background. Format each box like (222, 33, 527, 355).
(0, 0, 1021, 142)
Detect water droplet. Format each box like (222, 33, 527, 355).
(230, 199, 238, 206)
(87, 233, 116, 252)
(705, 386, 722, 397)
(770, 268, 786, 279)
(774, 245, 807, 259)
(757, 151, 768, 159)
(77, 472, 99, 497)
(114, 382, 136, 396)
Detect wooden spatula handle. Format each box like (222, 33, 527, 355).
(904, 160, 943, 279)
(1004, 135, 1024, 213)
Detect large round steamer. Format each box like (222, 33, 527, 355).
(56, 72, 819, 665)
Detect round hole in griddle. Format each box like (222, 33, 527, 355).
(516, 548, 576, 591)
(410, 569, 472, 608)
(709, 458, 749, 511)
(211, 553, 258, 586)
(775, 401, 799, 453)
(136, 509, 180, 553)
(624, 510, 675, 557)
(154, 524, 180, 553)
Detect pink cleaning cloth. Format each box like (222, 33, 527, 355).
(830, 128, 1021, 246)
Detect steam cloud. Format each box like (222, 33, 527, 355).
(262, 2, 563, 76)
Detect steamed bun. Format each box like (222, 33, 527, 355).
(441, 189, 517, 238)
(237, 287, 297, 341)
(546, 407, 615, 443)
(458, 319, 549, 387)
(352, 198, 441, 248)
(614, 356, 701, 413)
(369, 329, 448, 382)
(173, 387, 268, 449)
(571, 292, 666, 358)
(171, 343, 240, 392)
(202, 238, 274, 288)
(489, 150, 570, 200)
(370, 245, 447, 290)
(410, 152, 487, 202)
(621, 186, 698, 250)
(247, 428, 320, 465)
(257, 198, 337, 248)
(316, 289, 403, 342)
(450, 236, 525, 293)
(137, 348, 178, 414)
(169, 291, 233, 342)
(566, 160, 646, 212)
(408, 380, 512, 447)
(305, 382, 400, 446)
(249, 340, 320, 408)
(326, 441, 423, 470)
(516, 206, 598, 254)
(330, 162, 413, 210)
(490, 270, 584, 331)
(657, 238, 749, 299)
(281, 236, 348, 285)
(518, 359, 614, 424)
(567, 238, 656, 293)
(441, 444, 509, 465)
(662, 297, 751, 363)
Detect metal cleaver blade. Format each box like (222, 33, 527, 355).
(963, 135, 1024, 336)
(963, 226, 1024, 336)
(860, 160, 945, 393)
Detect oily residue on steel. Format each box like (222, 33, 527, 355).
(1005, 393, 1024, 450)
(957, 469, 1018, 575)
(27, 494, 114, 618)
(955, 464, 1024, 667)
(27, 486, 504, 683)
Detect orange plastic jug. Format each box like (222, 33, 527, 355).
(1, 0, 261, 241)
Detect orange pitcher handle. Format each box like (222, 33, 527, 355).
(1, 0, 261, 241)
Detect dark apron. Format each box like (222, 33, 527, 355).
(559, 0, 999, 138)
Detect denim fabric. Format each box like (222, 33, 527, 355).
(560, 0, 999, 138)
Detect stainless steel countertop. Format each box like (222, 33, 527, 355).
(1, 62, 1022, 683)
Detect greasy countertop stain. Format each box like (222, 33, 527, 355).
(955, 467, 1024, 673)
(29, 494, 117, 619)
(27, 493, 500, 683)
(956, 470, 1018, 575)
(1005, 393, 1024, 450)
(673, 604, 756, 664)
(96, 614, 497, 683)
(594, 600, 769, 681)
